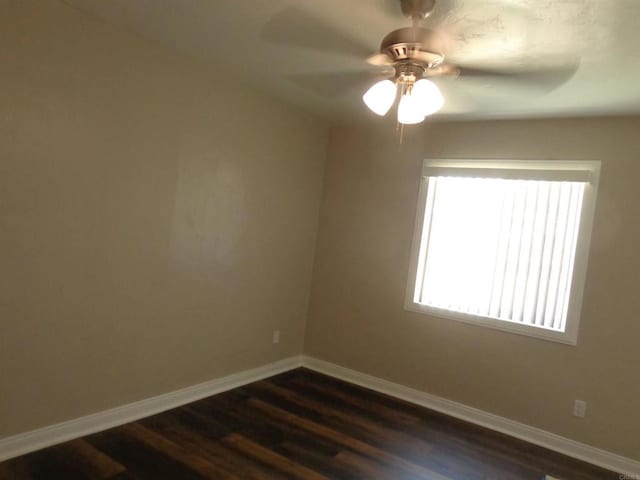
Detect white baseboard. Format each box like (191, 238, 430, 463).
(0, 355, 303, 462)
(3, 353, 637, 476)
(302, 356, 640, 476)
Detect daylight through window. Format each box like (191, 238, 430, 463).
(406, 160, 600, 344)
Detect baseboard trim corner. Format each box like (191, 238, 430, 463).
(302, 355, 640, 476)
(0, 355, 303, 462)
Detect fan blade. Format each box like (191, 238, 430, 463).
(425, 64, 460, 77)
(455, 61, 580, 92)
(367, 53, 394, 66)
(262, 7, 372, 58)
(287, 70, 390, 98)
(429, 76, 477, 113)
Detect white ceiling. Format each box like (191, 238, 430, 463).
(63, 0, 640, 123)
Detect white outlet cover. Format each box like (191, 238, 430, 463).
(573, 400, 587, 418)
(272, 330, 280, 344)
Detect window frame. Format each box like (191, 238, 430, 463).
(404, 159, 601, 345)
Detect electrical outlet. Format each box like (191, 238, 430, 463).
(272, 330, 280, 344)
(573, 400, 587, 418)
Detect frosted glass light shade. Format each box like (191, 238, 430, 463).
(398, 79, 445, 125)
(398, 91, 425, 124)
(413, 79, 444, 116)
(363, 80, 397, 116)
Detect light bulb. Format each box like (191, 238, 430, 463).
(397, 79, 445, 125)
(363, 80, 397, 116)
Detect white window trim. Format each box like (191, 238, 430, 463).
(404, 159, 601, 346)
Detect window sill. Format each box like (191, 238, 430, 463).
(404, 301, 578, 346)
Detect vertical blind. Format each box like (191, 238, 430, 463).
(414, 176, 586, 332)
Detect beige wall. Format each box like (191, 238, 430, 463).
(306, 116, 640, 461)
(0, 0, 327, 437)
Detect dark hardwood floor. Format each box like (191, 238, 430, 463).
(0, 368, 619, 479)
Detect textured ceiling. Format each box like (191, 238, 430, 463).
(62, 0, 640, 123)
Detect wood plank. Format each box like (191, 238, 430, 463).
(243, 380, 442, 466)
(0, 447, 90, 480)
(245, 397, 453, 480)
(334, 450, 426, 480)
(221, 433, 330, 480)
(139, 410, 291, 480)
(85, 430, 207, 480)
(119, 423, 240, 480)
(49, 439, 125, 479)
(284, 372, 541, 479)
(274, 441, 367, 480)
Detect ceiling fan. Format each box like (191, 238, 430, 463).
(363, 0, 452, 124)
(263, 0, 578, 124)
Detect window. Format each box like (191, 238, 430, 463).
(405, 160, 600, 345)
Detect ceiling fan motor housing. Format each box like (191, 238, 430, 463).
(380, 27, 445, 67)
